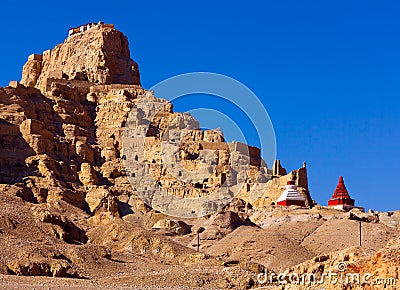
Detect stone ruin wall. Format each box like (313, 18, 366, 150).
(0, 76, 313, 213)
(0, 23, 314, 217)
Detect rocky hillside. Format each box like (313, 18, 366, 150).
(0, 22, 398, 289)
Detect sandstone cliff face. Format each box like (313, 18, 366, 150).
(2, 23, 314, 217)
(20, 23, 140, 93)
(1, 23, 399, 289)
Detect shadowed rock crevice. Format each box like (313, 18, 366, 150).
(0, 119, 36, 184)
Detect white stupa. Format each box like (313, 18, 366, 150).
(276, 181, 306, 207)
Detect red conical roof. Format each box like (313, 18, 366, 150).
(331, 176, 351, 199)
(328, 176, 355, 207)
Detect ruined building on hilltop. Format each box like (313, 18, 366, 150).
(0, 23, 315, 217)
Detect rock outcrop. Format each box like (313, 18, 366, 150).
(10, 24, 394, 290)
(21, 22, 140, 92)
(2, 22, 315, 217)
(0, 23, 399, 289)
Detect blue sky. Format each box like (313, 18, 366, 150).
(0, 1, 399, 211)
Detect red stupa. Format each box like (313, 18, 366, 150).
(328, 176, 355, 208)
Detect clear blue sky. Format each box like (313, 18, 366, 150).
(0, 1, 399, 211)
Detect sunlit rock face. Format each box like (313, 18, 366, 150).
(21, 22, 140, 93)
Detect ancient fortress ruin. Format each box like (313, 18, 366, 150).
(0, 22, 397, 290)
(68, 22, 115, 37)
(0, 23, 323, 219)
